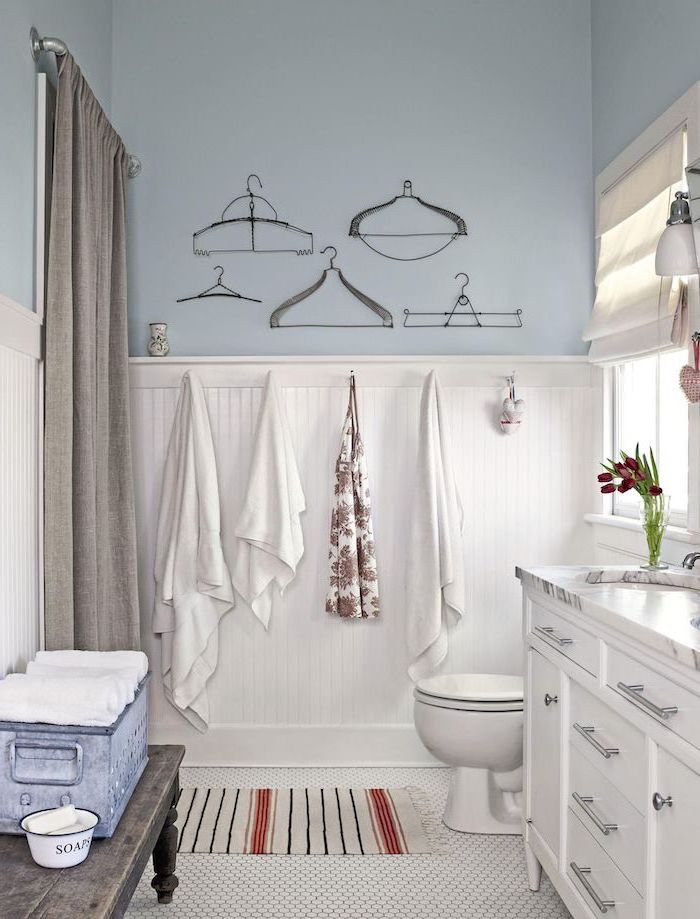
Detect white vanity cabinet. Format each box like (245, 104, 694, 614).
(519, 571, 700, 919)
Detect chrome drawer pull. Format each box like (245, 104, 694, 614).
(570, 863, 616, 913)
(544, 693, 558, 706)
(572, 793, 618, 835)
(573, 723, 620, 759)
(652, 792, 673, 811)
(616, 682, 679, 720)
(535, 625, 574, 646)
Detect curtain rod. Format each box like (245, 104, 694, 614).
(29, 26, 142, 178)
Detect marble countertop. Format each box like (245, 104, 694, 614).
(516, 565, 700, 671)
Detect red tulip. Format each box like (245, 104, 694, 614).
(618, 480, 635, 493)
(598, 472, 614, 482)
(600, 483, 616, 494)
(635, 470, 646, 481)
(625, 457, 639, 471)
(649, 485, 663, 496)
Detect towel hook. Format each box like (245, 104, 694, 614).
(321, 245, 338, 269)
(246, 174, 263, 193)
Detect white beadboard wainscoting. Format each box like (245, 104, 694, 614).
(0, 295, 42, 678)
(130, 356, 597, 765)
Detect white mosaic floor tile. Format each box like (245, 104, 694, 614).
(125, 766, 571, 919)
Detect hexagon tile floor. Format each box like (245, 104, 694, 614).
(125, 766, 572, 919)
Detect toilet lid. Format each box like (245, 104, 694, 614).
(414, 691, 523, 713)
(415, 673, 523, 703)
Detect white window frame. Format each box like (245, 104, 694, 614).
(593, 82, 700, 536)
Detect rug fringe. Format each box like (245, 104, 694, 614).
(405, 785, 449, 855)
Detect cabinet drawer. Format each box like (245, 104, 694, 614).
(530, 601, 599, 676)
(570, 682, 646, 812)
(608, 646, 700, 752)
(570, 746, 645, 894)
(568, 808, 644, 919)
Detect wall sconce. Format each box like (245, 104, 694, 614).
(655, 191, 698, 276)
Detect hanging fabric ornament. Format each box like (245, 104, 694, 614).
(680, 332, 700, 403)
(499, 374, 525, 435)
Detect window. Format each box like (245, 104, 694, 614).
(612, 349, 688, 525)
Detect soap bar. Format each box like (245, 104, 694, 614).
(24, 805, 78, 835)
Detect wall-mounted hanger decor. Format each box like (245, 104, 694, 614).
(348, 179, 467, 261)
(500, 373, 525, 435)
(192, 174, 313, 256)
(176, 265, 261, 304)
(403, 273, 523, 328)
(270, 246, 394, 328)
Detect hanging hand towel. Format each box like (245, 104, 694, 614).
(326, 375, 380, 619)
(153, 371, 234, 732)
(407, 371, 465, 680)
(232, 372, 306, 629)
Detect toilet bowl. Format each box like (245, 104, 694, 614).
(413, 673, 524, 835)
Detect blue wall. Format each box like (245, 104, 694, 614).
(592, 0, 700, 174)
(0, 0, 113, 311)
(112, 0, 594, 356)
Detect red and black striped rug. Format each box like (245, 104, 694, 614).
(176, 787, 432, 855)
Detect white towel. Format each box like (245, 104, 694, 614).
(232, 372, 305, 629)
(26, 662, 138, 708)
(153, 371, 234, 732)
(407, 371, 466, 681)
(34, 649, 148, 682)
(0, 673, 127, 727)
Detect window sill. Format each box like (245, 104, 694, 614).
(584, 513, 700, 545)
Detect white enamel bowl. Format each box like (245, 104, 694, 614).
(20, 808, 100, 868)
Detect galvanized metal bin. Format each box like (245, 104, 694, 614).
(0, 673, 149, 838)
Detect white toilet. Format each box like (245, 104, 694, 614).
(413, 673, 524, 834)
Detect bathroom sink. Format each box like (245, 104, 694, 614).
(606, 582, 681, 592)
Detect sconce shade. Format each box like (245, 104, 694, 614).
(655, 221, 698, 276)
(655, 191, 698, 276)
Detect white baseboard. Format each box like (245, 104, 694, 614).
(148, 722, 441, 767)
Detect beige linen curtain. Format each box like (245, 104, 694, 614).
(44, 53, 140, 651)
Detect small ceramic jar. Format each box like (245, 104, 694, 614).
(148, 322, 170, 357)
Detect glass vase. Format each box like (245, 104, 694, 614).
(639, 494, 670, 569)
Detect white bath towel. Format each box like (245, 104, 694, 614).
(232, 372, 306, 629)
(27, 661, 138, 708)
(34, 649, 148, 682)
(0, 673, 128, 727)
(407, 371, 466, 681)
(153, 371, 234, 732)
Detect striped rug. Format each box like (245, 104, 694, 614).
(176, 787, 432, 855)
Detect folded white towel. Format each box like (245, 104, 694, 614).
(407, 371, 466, 681)
(34, 650, 148, 682)
(153, 371, 234, 732)
(0, 673, 127, 727)
(26, 662, 137, 708)
(232, 372, 306, 629)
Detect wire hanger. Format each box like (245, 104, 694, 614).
(176, 265, 262, 304)
(192, 174, 313, 256)
(270, 246, 394, 328)
(348, 179, 467, 261)
(403, 273, 523, 328)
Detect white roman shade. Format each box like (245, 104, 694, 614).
(584, 127, 688, 362)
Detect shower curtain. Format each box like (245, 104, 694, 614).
(44, 54, 140, 651)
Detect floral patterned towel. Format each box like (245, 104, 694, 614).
(326, 378, 380, 619)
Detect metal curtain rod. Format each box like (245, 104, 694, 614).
(29, 27, 142, 178)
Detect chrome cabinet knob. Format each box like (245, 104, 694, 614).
(544, 693, 558, 706)
(653, 792, 673, 811)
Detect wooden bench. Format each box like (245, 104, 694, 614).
(0, 744, 185, 918)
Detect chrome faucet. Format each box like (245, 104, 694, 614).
(682, 552, 700, 569)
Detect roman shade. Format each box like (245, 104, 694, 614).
(584, 127, 688, 362)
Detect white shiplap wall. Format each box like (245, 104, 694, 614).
(131, 357, 595, 764)
(0, 298, 42, 678)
